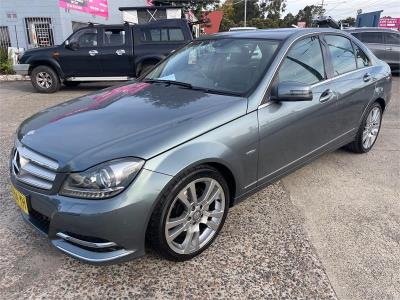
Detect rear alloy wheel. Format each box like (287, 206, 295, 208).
(147, 166, 229, 261)
(346, 102, 382, 153)
(31, 66, 60, 93)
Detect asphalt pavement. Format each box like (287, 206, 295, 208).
(0, 77, 398, 299)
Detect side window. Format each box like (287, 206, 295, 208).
(70, 28, 98, 48)
(362, 32, 383, 44)
(169, 28, 185, 41)
(384, 32, 400, 45)
(325, 35, 357, 76)
(104, 28, 125, 46)
(354, 44, 370, 68)
(278, 36, 325, 85)
(140, 28, 185, 42)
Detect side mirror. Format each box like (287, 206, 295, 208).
(275, 81, 313, 101)
(65, 40, 79, 50)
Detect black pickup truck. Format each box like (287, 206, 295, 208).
(13, 19, 192, 93)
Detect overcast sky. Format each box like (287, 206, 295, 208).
(283, 0, 400, 19)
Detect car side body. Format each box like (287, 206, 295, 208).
(10, 28, 392, 264)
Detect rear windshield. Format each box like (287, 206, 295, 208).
(145, 38, 280, 95)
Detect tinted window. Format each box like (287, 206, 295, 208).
(141, 28, 185, 42)
(278, 36, 325, 85)
(354, 44, 370, 68)
(362, 32, 383, 44)
(325, 35, 357, 75)
(146, 39, 279, 94)
(384, 32, 400, 45)
(70, 28, 97, 47)
(104, 28, 125, 46)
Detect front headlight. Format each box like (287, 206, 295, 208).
(60, 158, 144, 199)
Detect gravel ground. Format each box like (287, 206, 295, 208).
(0, 77, 398, 299)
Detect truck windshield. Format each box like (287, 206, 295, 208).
(145, 38, 280, 95)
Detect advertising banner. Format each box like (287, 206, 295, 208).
(59, 0, 108, 18)
(379, 17, 400, 30)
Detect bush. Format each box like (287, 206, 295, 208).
(0, 49, 15, 75)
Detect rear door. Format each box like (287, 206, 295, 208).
(59, 27, 102, 77)
(383, 31, 400, 69)
(322, 34, 375, 134)
(99, 26, 133, 76)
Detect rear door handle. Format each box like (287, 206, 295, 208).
(320, 89, 335, 103)
(88, 50, 98, 56)
(386, 47, 392, 51)
(363, 73, 372, 82)
(116, 49, 125, 55)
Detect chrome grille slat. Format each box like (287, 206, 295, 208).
(20, 161, 56, 181)
(17, 174, 53, 190)
(13, 146, 58, 190)
(19, 146, 59, 171)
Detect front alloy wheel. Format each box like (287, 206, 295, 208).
(147, 166, 229, 261)
(165, 178, 226, 255)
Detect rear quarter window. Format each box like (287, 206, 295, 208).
(361, 32, 384, 44)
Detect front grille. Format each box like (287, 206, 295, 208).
(12, 146, 59, 190)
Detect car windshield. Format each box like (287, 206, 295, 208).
(145, 38, 280, 95)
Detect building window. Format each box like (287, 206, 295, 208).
(25, 17, 54, 48)
(0, 26, 11, 52)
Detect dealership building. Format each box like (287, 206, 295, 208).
(0, 0, 147, 50)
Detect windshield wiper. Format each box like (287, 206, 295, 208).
(143, 79, 193, 88)
(143, 79, 242, 96)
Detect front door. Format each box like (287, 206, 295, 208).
(383, 31, 400, 68)
(59, 27, 102, 77)
(99, 27, 132, 76)
(257, 35, 341, 184)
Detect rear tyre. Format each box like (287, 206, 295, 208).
(346, 102, 382, 153)
(147, 165, 229, 261)
(31, 66, 60, 93)
(63, 81, 80, 87)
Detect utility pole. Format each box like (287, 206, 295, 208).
(244, 0, 247, 27)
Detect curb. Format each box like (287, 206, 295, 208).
(0, 75, 30, 81)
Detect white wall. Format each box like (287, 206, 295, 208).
(0, 0, 146, 49)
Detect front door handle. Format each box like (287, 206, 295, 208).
(386, 47, 392, 51)
(320, 89, 335, 103)
(363, 73, 372, 82)
(116, 49, 125, 55)
(88, 50, 98, 56)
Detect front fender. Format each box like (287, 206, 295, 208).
(26, 56, 64, 78)
(144, 111, 259, 198)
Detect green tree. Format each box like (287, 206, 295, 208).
(282, 12, 296, 27)
(340, 17, 355, 27)
(295, 5, 325, 27)
(231, 0, 263, 24)
(263, 0, 287, 21)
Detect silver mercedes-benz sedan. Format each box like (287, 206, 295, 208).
(10, 28, 392, 264)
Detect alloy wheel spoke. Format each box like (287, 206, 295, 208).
(167, 222, 188, 242)
(177, 190, 191, 209)
(205, 209, 224, 219)
(188, 182, 198, 204)
(183, 228, 195, 253)
(206, 220, 219, 231)
(166, 216, 187, 229)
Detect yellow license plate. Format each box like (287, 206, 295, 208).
(11, 186, 29, 215)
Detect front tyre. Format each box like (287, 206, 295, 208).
(31, 65, 60, 93)
(346, 102, 382, 153)
(147, 166, 229, 261)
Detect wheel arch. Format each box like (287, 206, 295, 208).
(28, 59, 64, 79)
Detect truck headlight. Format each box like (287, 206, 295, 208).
(60, 158, 144, 199)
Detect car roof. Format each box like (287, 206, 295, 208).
(344, 27, 399, 32)
(198, 27, 347, 41)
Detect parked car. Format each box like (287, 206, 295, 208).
(12, 19, 192, 93)
(345, 27, 400, 72)
(10, 28, 392, 264)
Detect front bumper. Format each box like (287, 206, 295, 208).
(12, 64, 30, 75)
(10, 167, 172, 265)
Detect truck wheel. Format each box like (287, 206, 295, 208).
(31, 66, 60, 93)
(63, 81, 80, 87)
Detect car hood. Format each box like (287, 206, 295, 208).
(18, 82, 247, 172)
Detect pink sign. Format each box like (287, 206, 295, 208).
(59, 0, 108, 18)
(379, 17, 400, 30)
